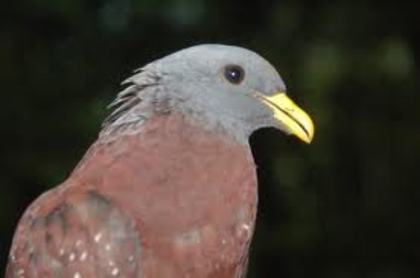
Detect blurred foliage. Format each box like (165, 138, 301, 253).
(1, 0, 420, 277)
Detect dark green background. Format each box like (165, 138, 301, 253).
(1, 0, 419, 277)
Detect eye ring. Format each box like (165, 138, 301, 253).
(223, 65, 245, 84)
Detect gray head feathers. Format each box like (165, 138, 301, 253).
(100, 44, 288, 144)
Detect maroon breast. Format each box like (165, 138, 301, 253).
(69, 113, 258, 277)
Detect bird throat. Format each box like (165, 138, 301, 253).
(70, 112, 259, 276)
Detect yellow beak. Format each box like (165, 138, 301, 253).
(255, 92, 315, 144)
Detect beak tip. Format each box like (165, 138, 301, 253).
(290, 117, 315, 144)
(292, 115, 315, 144)
(299, 133, 314, 144)
(306, 136, 314, 144)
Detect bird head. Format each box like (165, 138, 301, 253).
(105, 44, 315, 145)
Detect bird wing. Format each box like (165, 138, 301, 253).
(6, 187, 141, 278)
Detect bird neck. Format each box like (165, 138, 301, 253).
(71, 112, 255, 184)
(100, 76, 254, 146)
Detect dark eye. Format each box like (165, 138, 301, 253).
(224, 65, 245, 84)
